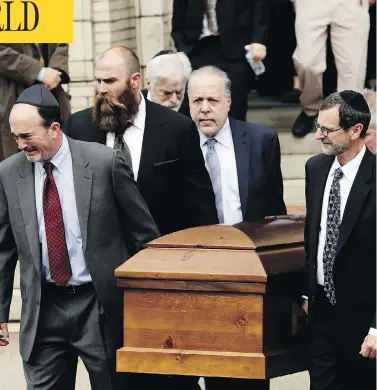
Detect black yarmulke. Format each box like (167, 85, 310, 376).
(16, 84, 59, 108)
(339, 90, 370, 113)
(152, 49, 175, 59)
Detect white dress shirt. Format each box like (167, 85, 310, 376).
(35, 135, 91, 285)
(106, 91, 146, 180)
(317, 145, 366, 285)
(315, 145, 376, 336)
(198, 119, 243, 225)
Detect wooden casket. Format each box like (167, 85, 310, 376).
(115, 216, 308, 379)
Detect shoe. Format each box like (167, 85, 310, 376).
(292, 111, 317, 138)
(280, 88, 301, 104)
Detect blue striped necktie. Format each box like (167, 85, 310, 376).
(206, 138, 224, 223)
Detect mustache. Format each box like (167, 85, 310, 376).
(93, 93, 127, 113)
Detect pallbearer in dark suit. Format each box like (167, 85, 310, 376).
(303, 91, 376, 390)
(64, 46, 218, 390)
(188, 65, 286, 390)
(64, 46, 217, 239)
(0, 85, 160, 389)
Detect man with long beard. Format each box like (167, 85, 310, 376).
(63, 46, 218, 390)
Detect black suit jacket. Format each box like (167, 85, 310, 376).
(140, 88, 191, 118)
(63, 100, 218, 236)
(172, 0, 270, 60)
(229, 118, 286, 220)
(304, 150, 376, 349)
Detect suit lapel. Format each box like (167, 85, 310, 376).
(137, 100, 166, 185)
(309, 155, 334, 260)
(68, 138, 93, 253)
(230, 118, 250, 217)
(16, 158, 41, 277)
(336, 149, 374, 257)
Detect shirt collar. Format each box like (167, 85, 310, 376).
(147, 90, 152, 102)
(329, 145, 366, 182)
(35, 134, 70, 175)
(131, 91, 146, 131)
(199, 118, 232, 148)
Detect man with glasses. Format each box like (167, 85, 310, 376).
(303, 90, 376, 389)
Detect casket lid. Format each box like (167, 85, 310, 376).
(147, 216, 304, 250)
(115, 216, 305, 285)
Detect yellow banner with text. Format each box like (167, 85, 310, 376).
(0, 0, 74, 42)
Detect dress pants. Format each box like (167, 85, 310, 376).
(309, 286, 376, 390)
(293, 0, 370, 116)
(23, 283, 123, 390)
(188, 36, 253, 121)
(205, 377, 270, 390)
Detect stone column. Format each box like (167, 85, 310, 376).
(135, 0, 174, 82)
(67, 0, 175, 112)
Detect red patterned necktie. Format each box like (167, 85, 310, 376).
(43, 162, 72, 285)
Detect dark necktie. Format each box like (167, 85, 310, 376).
(43, 162, 72, 286)
(323, 167, 343, 305)
(113, 125, 133, 170)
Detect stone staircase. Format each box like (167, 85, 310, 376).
(246, 92, 321, 208)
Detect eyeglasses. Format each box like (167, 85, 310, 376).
(314, 121, 343, 137)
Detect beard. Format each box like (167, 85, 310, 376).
(321, 141, 350, 156)
(92, 83, 139, 134)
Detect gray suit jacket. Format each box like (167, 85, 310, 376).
(0, 137, 160, 361)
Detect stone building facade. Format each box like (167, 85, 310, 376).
(68, 0, 174, 112)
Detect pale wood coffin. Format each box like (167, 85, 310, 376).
(115, 216, 308, 379)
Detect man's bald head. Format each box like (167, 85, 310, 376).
(98, 46, 140, 75)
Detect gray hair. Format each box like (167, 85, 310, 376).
(146, 52, 192, 87)
(363, 89, 376, 128)
(188, 66, 231, 97)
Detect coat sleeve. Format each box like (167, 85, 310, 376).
(250, 0, 271, 45)
(266, 133, 287, 216)
(112, 151, 160, 253)
(0, 45, 42, 86)
(48, 44, 70, 84)
(180, 122, 219, 228)
(303, 161, 310, 298)
(171, 0, 189, 51)
(0, 179, 18, 323)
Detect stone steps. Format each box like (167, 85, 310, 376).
(246, 100, 320, 208)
